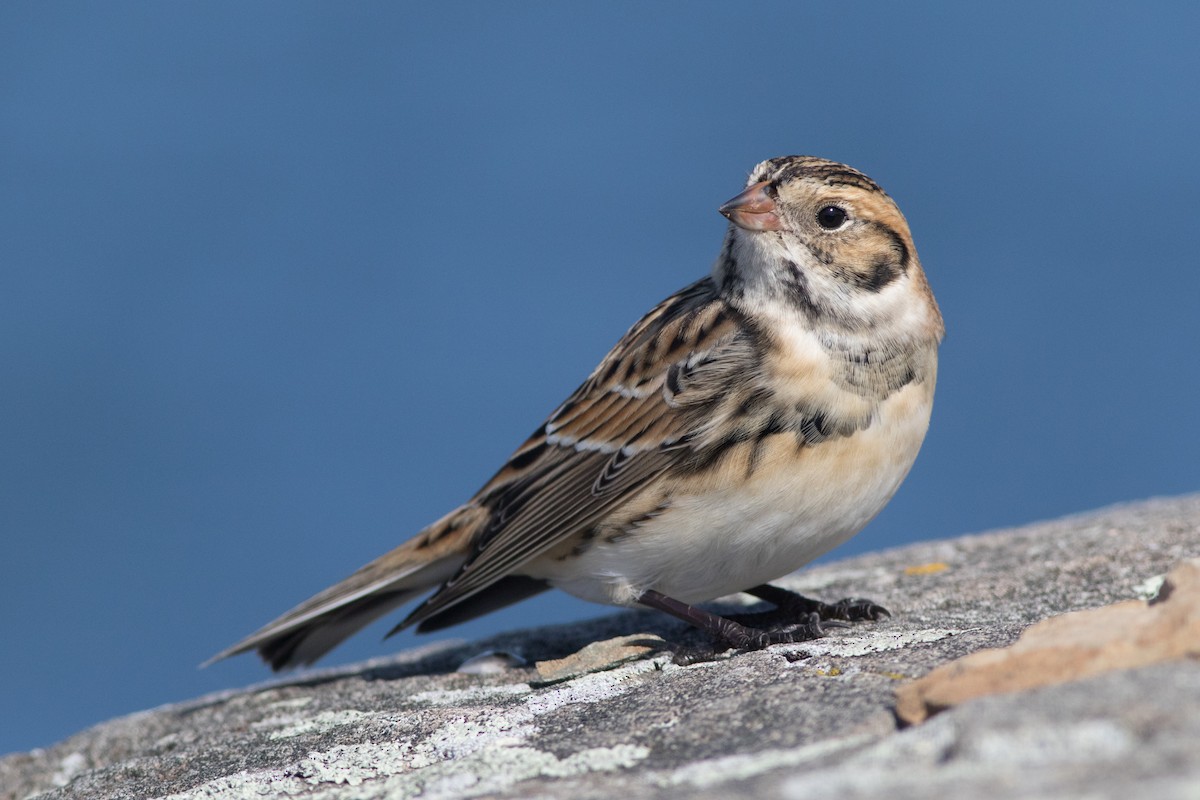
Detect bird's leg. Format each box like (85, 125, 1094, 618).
(636, 589, 834, 664)
(637, 585, 890, 665)
(746, 584, 890, 623)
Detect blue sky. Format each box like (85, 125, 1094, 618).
(3, 2, 1198, 755)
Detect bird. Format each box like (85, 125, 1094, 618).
(208, 155, 944, 672)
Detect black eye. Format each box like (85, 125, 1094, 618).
(817, 205, 848, 230)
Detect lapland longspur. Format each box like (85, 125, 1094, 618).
(211, 156, 943, 670)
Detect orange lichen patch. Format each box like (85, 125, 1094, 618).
(903, 562, 949, 576)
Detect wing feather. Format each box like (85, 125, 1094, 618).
(400, 278, 746, 628)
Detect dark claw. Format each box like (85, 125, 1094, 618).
(721, 612, 832, 651)
(671, 644, 722, 666)
(744, 584, 889, 625)
(825, 597, 891, 622)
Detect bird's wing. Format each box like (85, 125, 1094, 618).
(398, 277, 755, 629)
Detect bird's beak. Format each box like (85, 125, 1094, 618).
(719, 181, 782, 231)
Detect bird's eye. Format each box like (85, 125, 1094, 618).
(816, 205, 848, 230)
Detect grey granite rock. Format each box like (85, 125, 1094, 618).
(4, 494, 1199, 800)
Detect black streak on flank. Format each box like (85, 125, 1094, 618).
(798, 412, 833, 444)
(749, 412, 790, 471)
(745, 436, 767, 479)
(566, 532, 595, 559)
(682, 430, 751, 474)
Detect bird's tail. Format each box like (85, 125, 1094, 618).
(204, 504, 487, 672)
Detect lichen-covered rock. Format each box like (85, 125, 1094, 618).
(4, 495, 1199, 800)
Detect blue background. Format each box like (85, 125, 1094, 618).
(3, 3, 1198, 755)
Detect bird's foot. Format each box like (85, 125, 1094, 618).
(745, 584, 890, 624)
(637, 584, 889, 666)
(669, 612, 846, 665)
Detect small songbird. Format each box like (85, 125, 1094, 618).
(210, 156, 944, 671)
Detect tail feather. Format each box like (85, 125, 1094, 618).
(253, 587, 427, 671)
(204, 504, 485, 671)
(406, 575, 550, 634)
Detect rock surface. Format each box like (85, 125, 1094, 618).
(4, 495, 1200, 800)
(895, 557, 1200, 724)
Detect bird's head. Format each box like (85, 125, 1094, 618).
(716, 155, 942, 340)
